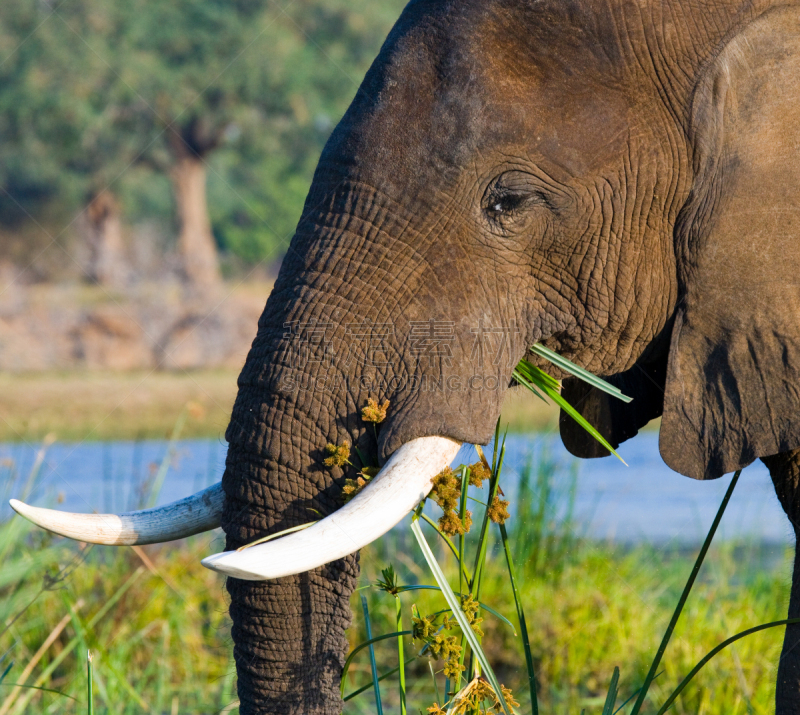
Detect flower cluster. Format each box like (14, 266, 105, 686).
(438, 509, 472, 536)
(429, 677, 519, 714)
(467, 460, 490, 487)
(429, 467, 470, 536)
(430, 467, 460, 510)
(323, 442, 351, 468)
(499, 685, 521, 712)
(460, 594, 484, 638)
(325, 398, 390, 503)
(429, 461, 493, 536)
(361, 397, 390, 423)
(488, 494, 510, 524)
(412, 609, 464, 680)
(341, 466, 379, 504)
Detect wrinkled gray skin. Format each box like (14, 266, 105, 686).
(221, 0, 800, 712)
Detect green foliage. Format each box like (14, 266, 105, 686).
(0, 0, 406, 264)
(0, 526, 234, 713)
(346, 404, 790, 715)
(0, 453, 233, 714)
(1, 356, 792, 714)
(0, 438, 794, 714)
(351, 454, 795, 715)
(513, 355, 628, 463)
(510, 450, 578, 579)
(0, 1, 114, 234)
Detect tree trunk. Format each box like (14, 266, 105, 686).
(85, 191, 127, 287)
(171, 155, 220, 287)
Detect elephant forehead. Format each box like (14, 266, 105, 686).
(473, 2, 636, 175)
(323, 0, 636, 200)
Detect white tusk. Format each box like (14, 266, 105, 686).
(9, 483, 224, 545)
(201, 435, 462, 581)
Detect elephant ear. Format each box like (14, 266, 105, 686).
(559, 353, 667, 459)
(660, 11, 800, 480)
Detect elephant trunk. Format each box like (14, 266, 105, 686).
(213, 170, 511, 710)
(225, 562, 356, 714)
(217, 244, 423, 712)
(221, 409, 359, 714)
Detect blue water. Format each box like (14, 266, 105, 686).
(1, 434, 792, 546)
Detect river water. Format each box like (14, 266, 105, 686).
(0, 433, 792, 546)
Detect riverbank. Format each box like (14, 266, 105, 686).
(0, 281, 269, 374)
(0, 370, 575, 442)
(0, 524, 789, 715)
(0, 431, 787, 714)
(0, 370, 238, 442)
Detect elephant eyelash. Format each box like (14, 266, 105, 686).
(484, 190, 550, 222)
(485, 192, 528, 218)
(489, 195, 525, 215)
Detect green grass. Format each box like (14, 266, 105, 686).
(0, 491, 790, 714)
(0, 533, 236, 714)
(0, 482, 234, 714)
(349, 542, 789, 715)
(337, 351, 780, 715)
(344, 449, 791, 715)
(0, 370, 587, 442)
(0, 434, 788, 715)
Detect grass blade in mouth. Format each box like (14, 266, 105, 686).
(529, 344, 632, 403)
(513, 344, 633, 460)
(513, 363, 627, 463)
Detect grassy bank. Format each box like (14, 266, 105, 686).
(1, 525, 789, 714)
(343, 451, 789, 715)
(349, 538, 788, 715)
(0, 370, 648, 442)
(1, 491, 790, 714)
(0, 371, 239, 442)
(0, 524, 234, 714)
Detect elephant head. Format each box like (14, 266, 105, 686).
(13, 0, 800, 713)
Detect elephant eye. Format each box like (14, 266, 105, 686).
(482, 171, 559, 232)
(485, 191, 529, 220)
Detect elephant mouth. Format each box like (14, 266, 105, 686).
(9, 435, 461, 581)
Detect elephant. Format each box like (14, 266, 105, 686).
(11, 0, 800, 712)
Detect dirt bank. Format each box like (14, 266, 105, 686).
(0, 280, 268, 371)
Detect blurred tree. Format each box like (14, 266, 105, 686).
(0, 0, 135, 286)
(0, 0, 406, 281)
(112, 0, 283, 287)
(85, 190, 127, 286)
(208, 0, 407, 267)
